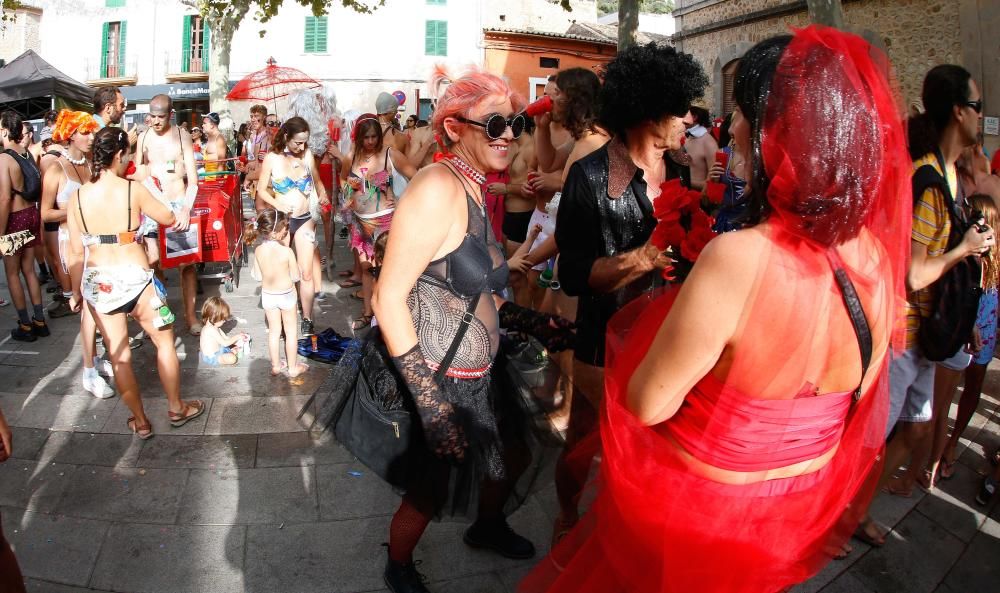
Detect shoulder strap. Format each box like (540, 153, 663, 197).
(384, 147, 391, 172)
(826, 249, 872, 402)
(432, 290, 483, 385)
(127, 180, 133, 230)
(77, 189, 89, 234)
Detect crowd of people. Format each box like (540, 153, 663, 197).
(2, 21, 1000, 593)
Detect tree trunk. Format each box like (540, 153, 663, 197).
(208, 16, 236, 138)
(618, 0, 640, 51)
(807, 0, 845, 28)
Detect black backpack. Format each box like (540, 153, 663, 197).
(913, 150, 983, 361)
(4, 149, 41, 203)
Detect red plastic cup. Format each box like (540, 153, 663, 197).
(524, 95, 553, 118)
(239, 154, 248, 164)
(715, 150, 729, 170)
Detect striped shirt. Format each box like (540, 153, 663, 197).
(905, 152, 959, 349)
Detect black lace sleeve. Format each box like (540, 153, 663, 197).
(392, 344, 468, 464)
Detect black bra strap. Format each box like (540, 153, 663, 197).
(77, 189, 89, 234)
(826, 249, 872, 402)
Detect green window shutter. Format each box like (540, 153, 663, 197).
(203, 23, 210, 70)
(106, 0, 125, 7)
(437, 20, 447, 56)
(427, 0, 445, 5)
(304, 17, 314, 53)
(100, 22, 109, 77)
(315, 17, 327, 53)
(425, 20, 446, 56)
(118, 20, 127, 76)
(182, 15, 191, 73)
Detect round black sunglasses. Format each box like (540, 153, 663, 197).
(456, 113, 526, 140)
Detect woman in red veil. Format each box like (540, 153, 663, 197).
(520, 26, 911, 593)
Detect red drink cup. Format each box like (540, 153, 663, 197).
(524, 95, 553, 118)
(715, 150, 730, 170)
(331, 126, 341, 142)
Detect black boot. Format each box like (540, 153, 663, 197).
(384, 550, 431, 593)
(463, 516, 536, 559)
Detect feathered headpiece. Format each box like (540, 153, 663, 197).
(52, 110, 99, 143)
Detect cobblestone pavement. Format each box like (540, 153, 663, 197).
(0, 221, 998, 592)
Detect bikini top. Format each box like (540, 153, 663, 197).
(56, 160, 84, 208)
(77, 181, 141, 246)
(273, 171, 313, 195)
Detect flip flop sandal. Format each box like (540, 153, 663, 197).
(938, 458, 958, 481)
(852, 522, 886, 548)
(127, 417, 154, 440)
(339, 279, 362, 288)
(350, 292, 364, 301)
(881, 481, 913, 498)
(168, 400, 205, 427)
(351, 315, 373, 331)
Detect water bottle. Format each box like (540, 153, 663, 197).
(148, 296, 175, 329)
(537, 259, 554, 289)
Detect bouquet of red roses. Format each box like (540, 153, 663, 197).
(650, 178, 723, 281)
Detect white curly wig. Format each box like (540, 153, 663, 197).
(286, 84, 341, 154)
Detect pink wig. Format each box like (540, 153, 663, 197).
(430, 65, 525, 147)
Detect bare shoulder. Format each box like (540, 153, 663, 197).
(694, 226, 768, 279)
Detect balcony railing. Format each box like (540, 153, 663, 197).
(165, 49, 210, 82)
(85, 58, 139, 86)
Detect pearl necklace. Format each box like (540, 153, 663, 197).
(447, 155, 486, 186)
(66, 153, 86, 166)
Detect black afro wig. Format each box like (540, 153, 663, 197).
(598, 43, 708, 138)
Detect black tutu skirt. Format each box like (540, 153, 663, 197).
(304, 329, 556, 519)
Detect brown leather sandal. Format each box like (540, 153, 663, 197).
(168, 400, 205, 428)
(128, 417, 154, 440)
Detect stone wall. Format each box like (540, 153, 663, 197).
(675, 0, 962, 116)
(0, 9, 42, 64)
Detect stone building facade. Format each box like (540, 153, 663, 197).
(0, 6, 42, 65)
(672, 0, 998, 151)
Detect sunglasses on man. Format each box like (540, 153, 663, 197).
(964, 99, 983, 114)
(456, 113, 526, 140)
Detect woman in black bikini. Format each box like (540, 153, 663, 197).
(67, 127, 205, 440)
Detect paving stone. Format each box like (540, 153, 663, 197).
(852, 511, 965, 593)
(137, 434, 257, 469)
(178, 466, 318, 525)
(7, 427, 51, 461)
(497, 564, 535, 593)
(0, 459, 75, 512)
(255, 431, 354, 467)
(916, 461, 997, 542)
(55, 465, 188, 524)
(23, 579, 114, 593)
(791, 539, 871, 593)
(202, 394, 312, 434)
(90, 523, 246, 593)
(940, 516, 1000, 592)
(0, 365, 81, 396)
(244, 516, 390, 593)
(867, 489, 925, 532)
(316, 463, 398, 521)
(2, 508, 109, 587)
(10, 394, 115, 433)
(0, 392, 27, 424)
(431, 572, 509, 593)
(102, 397, 212, 436)
(416, 498, 550, 582)
(810, 573, 876, 593)
(36, 430, 143, 468)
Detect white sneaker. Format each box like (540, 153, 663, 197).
(94, 357, 114, 377)
(83, 373, 115, 399)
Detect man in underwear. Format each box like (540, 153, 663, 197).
(0, 110, 49, 341)
(133, 94, 202, 335)
(201, 112, 228, 173)
(683, 105, 719, 191)
(375, 92, 409, 155)
(92, 86, 138, 146)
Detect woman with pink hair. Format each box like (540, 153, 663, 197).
(365, 66, 574, 592)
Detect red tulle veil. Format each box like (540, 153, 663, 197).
(520, 25, 910, 593)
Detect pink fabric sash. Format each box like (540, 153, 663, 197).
(663, 373, 853, 472)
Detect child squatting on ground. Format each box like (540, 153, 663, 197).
(198, 297, 250, 366)
(245, 209, 308, 377)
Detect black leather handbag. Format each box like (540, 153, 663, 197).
(303, 292, 481, 489)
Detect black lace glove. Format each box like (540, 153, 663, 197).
(392, 344, 468, 465)
(498, 301, 577, 352)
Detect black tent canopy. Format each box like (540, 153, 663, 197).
(0, 50, 93, 119)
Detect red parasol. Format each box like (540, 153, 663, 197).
(226, 57, 321, 114)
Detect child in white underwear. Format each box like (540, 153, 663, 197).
(246, 209, 307, 377)
(198, 297, 248, 366)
